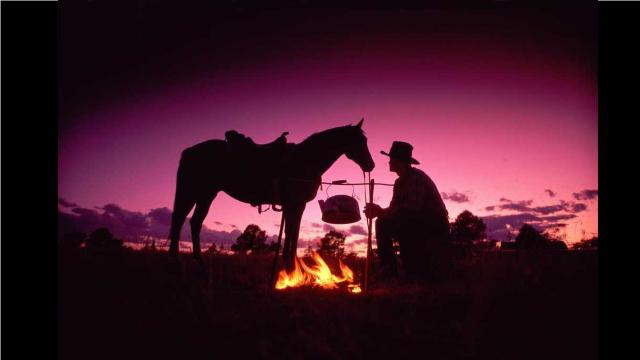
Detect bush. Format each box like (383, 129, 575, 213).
(85, 228, 123, 250)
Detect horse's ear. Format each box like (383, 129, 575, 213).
(355, 118, 364, 128)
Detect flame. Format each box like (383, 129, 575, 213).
(275, 251, 361, 293)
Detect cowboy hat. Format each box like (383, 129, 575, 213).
(380, 141, 420, 165)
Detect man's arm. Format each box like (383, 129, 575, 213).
(364, 180, 401, 218)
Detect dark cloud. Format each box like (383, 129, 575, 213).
(102, 203, 148, 232)
(349, 225, 367, 235)
(214, 221, 223, 225)
(481, 210, 579, 242)
(441, 192, 470, 203)
(529, 204, 566, 215)
(573, 189, 598, 200)
(348, 237, 369, 245)
(59, 201, 250, 248)
(482, 212, 542, 240)
(544, 189, 556, 197)
(498, 200, 534, 212)
(540, 214, 577, 222)
(148, 207, 172, 227)
(557, 200, 588, 214)
(488, 198, 586, 215)
(297, 237, 320, 249)
(71, 207, 102, 224)
(543, 223, 567, 228)
(311, 222, 322, 228)
(569, 202, 587, 213)
(58, 198, 78, 208)
(323, 224, 338, 233)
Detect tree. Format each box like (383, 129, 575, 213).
(513, 224, 570, 251)
(60, 232, 86, 249)
(572, 236, 598, 250)
(515, 224, 549, 250)
(317, 230, 346, 258)
(231, 224, 272, 255)
(543, 227, 569, 251)
(85, 228, 123, 250)
(304, 245, 315, 257)
(204, 243, 219, 255)
(548, 240, 568, 251)
(450, 210, 487, 246)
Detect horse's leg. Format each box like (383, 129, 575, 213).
(168, 191, 196, 258)
(282, 203, 305, 271)
(190, 192, 218, 260)
(168, 157, 197, 257)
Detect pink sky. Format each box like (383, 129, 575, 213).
(58, 8, 597, 251)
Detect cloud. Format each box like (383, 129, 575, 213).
(59, 200, 250, 248)
(58, 198, 78, 208)
(540, 214, 577, 222)
(348, 237, 369, 245)
(349, 225, 367, 235)
(441, 192, 470, 203)
(557, 200, 588, 213)
(569, 202, 587, 213)
(482, 213, 541, 230)
(498, 200, 534, 212)
(310, 222, 322, 228)
(529, 204, 566, 215)
(544, 189, 556, 197)
(573, 189, 598, 200)
(297, 237, 320, 249)
(482, 213, 540, 241)
(71, 207, 102, 223)
(103, 203, 148, 229)
(542, 223, 567, 228)
(481, 210, 580, 242)
(148, 207, 172, 226)
(214, 221, 223, 225)
(487, 198, 587, 215)
(323, 224, 338, 233)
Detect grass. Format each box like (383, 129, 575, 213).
(58, 247, 597, 360)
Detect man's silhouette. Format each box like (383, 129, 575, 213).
(364, 141, 449, 281)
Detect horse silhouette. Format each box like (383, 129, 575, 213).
(168, 119, 375, 269)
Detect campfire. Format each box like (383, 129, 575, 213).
(275, 251, 362, 294)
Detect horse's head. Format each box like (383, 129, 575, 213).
(343, 118, 375, 173)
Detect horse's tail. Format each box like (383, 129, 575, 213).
(168, 149, 196, 250)
(173, 149, 190, 204)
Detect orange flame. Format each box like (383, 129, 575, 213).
(275, 251, 361, 293)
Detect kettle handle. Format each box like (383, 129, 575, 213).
(325, 182, 357, 199)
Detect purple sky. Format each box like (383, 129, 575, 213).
(58, 3, 598, 253)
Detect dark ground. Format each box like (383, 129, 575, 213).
(58, 247, 597, 360)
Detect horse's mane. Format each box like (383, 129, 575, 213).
(299, 125, 364, 148)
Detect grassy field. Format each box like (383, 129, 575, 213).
(58, 247, 597, 360)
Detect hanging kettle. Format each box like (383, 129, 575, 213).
(318, 181, 361, 224)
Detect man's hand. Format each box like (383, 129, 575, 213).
(364, 203, 383, 219)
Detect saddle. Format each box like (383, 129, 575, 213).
(225, 130, 293, 210)
(225, 130, 289, 152)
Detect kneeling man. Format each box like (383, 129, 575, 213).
(364, 141, 449, 281)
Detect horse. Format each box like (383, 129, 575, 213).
(168, 119, 375, 270)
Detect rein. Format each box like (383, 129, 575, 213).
(256, 177, 392, 214)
